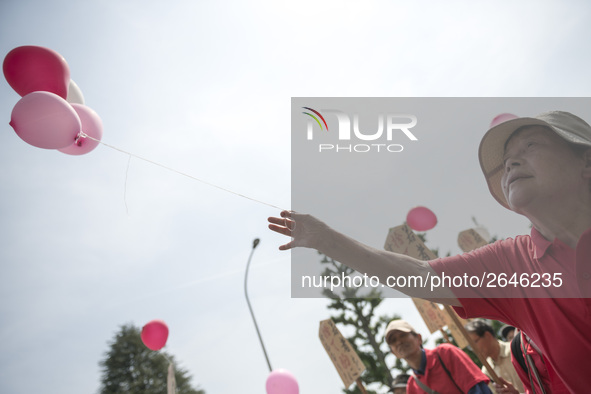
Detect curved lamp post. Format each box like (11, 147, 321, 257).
(244, 238, 273, 372)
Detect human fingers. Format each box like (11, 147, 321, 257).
(268, 223, 292, 237)
(268, 216, 284, 226)
(280, 210, 293, 218)
(267, 223, 295, 250)
(268, 217, 296, 231)
(268, 216, 289, 226)
(278, 240, 295, 250)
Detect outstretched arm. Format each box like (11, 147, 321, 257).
(268, 210, 460, 305)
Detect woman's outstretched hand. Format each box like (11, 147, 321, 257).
(268, 210, 460, 304)
(267, 210, 327, 251)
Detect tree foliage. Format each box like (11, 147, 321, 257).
(99, 324, 205, 394)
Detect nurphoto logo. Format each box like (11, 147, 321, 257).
(302, 107, 418, 153)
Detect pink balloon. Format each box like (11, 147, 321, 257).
(266, 369, 299, 394)
(406, 206, 437, 232)
(9, 91, 81, 149)
(141, 320, 169, 351)
(3, 46, 70, 99)
(66, 79, 85, 104)
(59, 104, 103, 155)
(489, 113, 518, 128)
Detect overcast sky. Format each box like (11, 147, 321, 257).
(2, 1, 591, 393)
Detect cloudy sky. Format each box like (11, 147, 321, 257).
(2, 1, 591, 393)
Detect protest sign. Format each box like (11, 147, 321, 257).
(319, 319, 367, 392)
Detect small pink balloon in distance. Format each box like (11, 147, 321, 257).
(9, 91, 81, 149)
(3, 46, 70, 99)
(59, 104, 103, 155)
(406, 206, 438, 232)
(266, 369, 299, 394)
(141, 320, 169, 351)
(489, 113, 518, 128)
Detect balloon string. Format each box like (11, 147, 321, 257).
(79, 133, 286, 211)
(160, 352, 172, 364)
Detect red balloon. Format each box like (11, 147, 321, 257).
(3, 46, 70, 99)
(10, 91, 81, 149)
(141, 320, 169, 351)
(406, 206, 437, 232)
(59, 104, 103, 155)
(489, 113, 518, 128)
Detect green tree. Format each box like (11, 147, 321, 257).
(320, 253, 406, 394)
(99, 324, 205, 394)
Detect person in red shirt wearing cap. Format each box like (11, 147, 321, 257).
(268, 110, 591, 392)
(385, 319, 490, 394)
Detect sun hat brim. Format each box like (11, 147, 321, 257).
(478, 111, 591, 210)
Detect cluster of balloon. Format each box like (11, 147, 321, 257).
(3, 46, 103, 155)
(266, 369, 299, 394)
(490, 113, 518, 128)
(141, 320, 169, 351)
(406, 206, 437, 232)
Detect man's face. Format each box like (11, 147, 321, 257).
(501, 126, 588, 212)
(504, 329, 516, 342)
(467, 331, 491, 358)
(388, 330, 422, 360)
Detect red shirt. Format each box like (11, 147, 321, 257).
(430, 227, 591, 393)
(407, 344, 490, 394)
